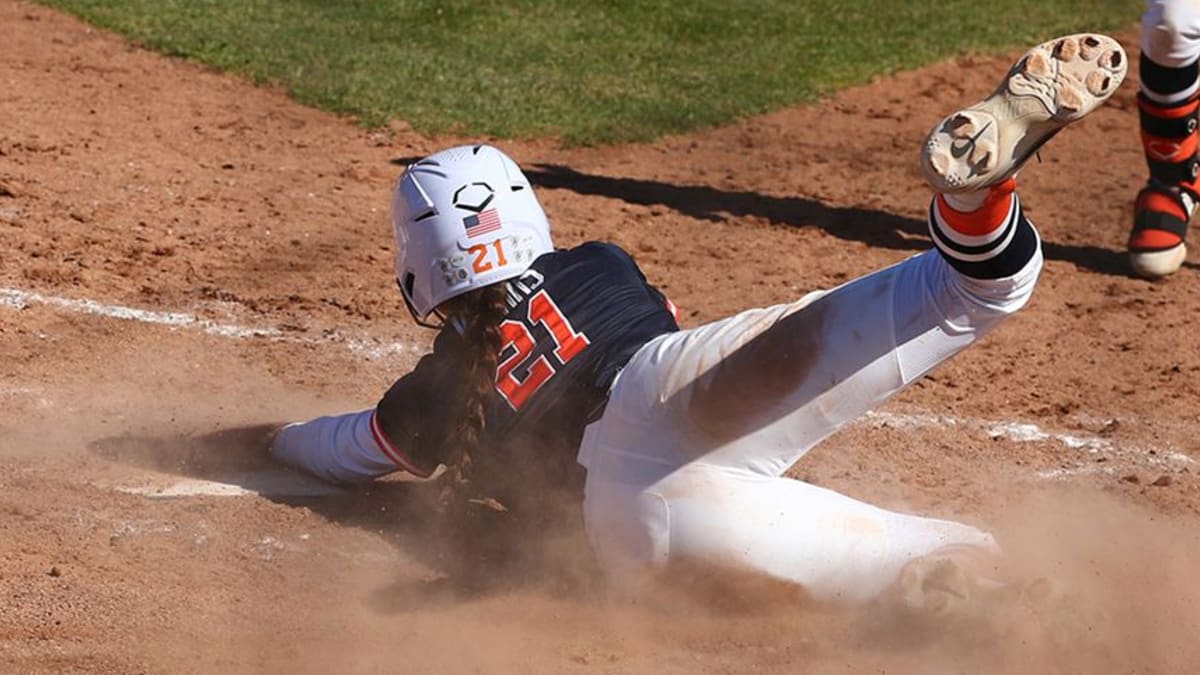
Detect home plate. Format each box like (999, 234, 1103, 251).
(115, 470, 347, 499)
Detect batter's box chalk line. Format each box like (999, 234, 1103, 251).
(2, 285, 1192, 492)
(0, 286, 420, 359)
(112, 470, 347, 499)
(862, 411, 1196, 480)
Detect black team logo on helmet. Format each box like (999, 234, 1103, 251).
(454, 182, 503, 238)
(453, 182, 495, 213)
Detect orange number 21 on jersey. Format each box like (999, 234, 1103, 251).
(496, 290, 591, 411)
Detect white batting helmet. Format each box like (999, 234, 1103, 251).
(391, 144, 554, 322)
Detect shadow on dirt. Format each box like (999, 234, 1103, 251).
(527, 162, 930, 252)
(89, 425, 598, 613)
(526, 163, 1200, 278)
(392, 156, 1197, 278)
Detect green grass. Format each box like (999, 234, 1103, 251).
(41, 0, 1141, 145)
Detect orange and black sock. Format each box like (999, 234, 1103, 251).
(930, 179, 1037, 279)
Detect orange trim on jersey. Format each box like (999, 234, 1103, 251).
(369, 410, 434, 478)
(934, 178, 1016, 237)
(665, 297, 679, 322)
(1139, 96, 1200, 118)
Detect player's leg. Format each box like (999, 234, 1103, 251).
(579, 34, 1125, 602)
(1130, 0, 1200, 278)
(657, 465, 998, 608)
(582, 451, 1004, 608)
(580, 196, 1025, 603)
(580, 35, 1126, 481)
(585, 217, 1035, 481)
(1142, 0, 1200, 69)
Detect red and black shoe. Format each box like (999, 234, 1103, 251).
(1129, 93, 1198, 278)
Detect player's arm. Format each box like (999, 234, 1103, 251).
(270, 333, 457, 483)
(269, 408, 423, 483)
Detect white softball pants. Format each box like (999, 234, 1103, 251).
(1144, 0, 1200, 68)
(578, 246, 1041, 606)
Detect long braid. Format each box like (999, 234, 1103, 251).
(446, 283, 509, 480)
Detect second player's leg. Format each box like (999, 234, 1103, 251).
(1131, 1, 1200, 278)
(1143, 0, 1200, 71)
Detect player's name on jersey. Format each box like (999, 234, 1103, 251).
(504, 268, 545, 310)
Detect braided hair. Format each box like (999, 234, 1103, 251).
(442, 283, 509, 479)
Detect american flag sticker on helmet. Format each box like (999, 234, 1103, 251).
(463, 209, 502, 238)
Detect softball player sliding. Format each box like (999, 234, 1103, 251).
(271, 34, 1127, 611)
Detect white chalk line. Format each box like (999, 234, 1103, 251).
(862, 411, 1195, 481)
(0, 287, 420, 359)
(113, 471, 347, 499)
(1, 285, 1192, 495)
(0, 287, 278, 338)
(101, 520, 402, 565)
(109, 465, 441, 499)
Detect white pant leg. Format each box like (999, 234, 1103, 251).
(1143, 0, 1200, 68)
(581, 247, 1040, 479)
(579, 247, 1039, 602)
(664, 466, 994, 605)
(581, 453, 996, 605)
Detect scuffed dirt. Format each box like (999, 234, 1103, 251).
(3, 1, 1200, 672)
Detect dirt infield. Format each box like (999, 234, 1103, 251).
(4, 2, 1200, 673)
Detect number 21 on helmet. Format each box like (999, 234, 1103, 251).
(391, 144, 555, 327)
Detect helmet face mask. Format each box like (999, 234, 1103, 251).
(391, 144, 554, 324)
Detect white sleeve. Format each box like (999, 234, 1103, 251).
(270, 409, 438, 484)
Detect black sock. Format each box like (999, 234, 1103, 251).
(1141, 54, 1199, 100)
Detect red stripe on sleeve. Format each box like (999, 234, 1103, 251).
(665, 298, 679, 322)
(369, 411, 434, 478)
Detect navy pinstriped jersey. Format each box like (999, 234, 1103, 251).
(374, 242, 679, 488)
